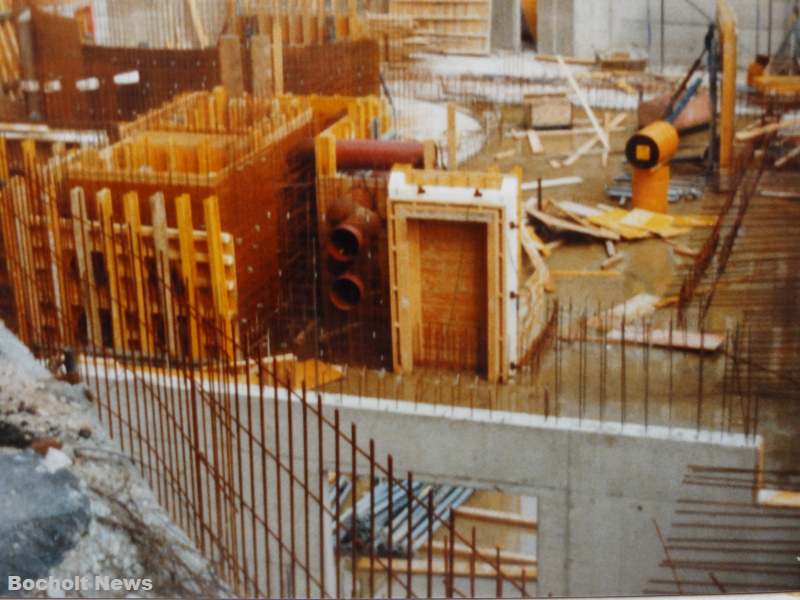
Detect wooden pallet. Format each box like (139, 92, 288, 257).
(388, 0, 491, 55)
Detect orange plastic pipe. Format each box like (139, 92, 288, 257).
(632, 164, 671, 214)
(625, 120, 679, 169)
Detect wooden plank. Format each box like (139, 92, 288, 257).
(453, 505, 538, 531)
(423, 139, 436, 169)
(560, 112, 625, 167)
(0, 177, 27, 342)
(757, 488, 800, 508)
(422, 540, 537, 567)
(150, 192, 178, 356)
(70, 187, 102, 348)
(603, 327, 724, 352)
(447, 102, 457, 170)
(552, 269, 623, 278)
(600, 252, 624, 270)
(556, 55, 609, 150)
(353, 557, 536, 580)
(122, 191, 152, 354)
(521, 176, 582, 191)
(9, 180, 40, 343)
(204, 194, 233, 357)
(487, 212, 500, 382)
(41, 170, 66, 340)
(774, 142, 800, 168)
(734, 117, 800, 142)
(176, 193, 199, 360)
(527, 207, 621, 241)
(527, 129, 543, 154)
(96, 188, 123, 352)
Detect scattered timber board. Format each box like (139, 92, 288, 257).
(603, 328, 724, 352)
(454, 505, 538, 530)
(528, 207, 620, 241)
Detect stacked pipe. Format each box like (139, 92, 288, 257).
(325, 186, 380, 311)
(336, 479, 473, 557)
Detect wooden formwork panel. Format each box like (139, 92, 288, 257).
(387, 167, 522, 383)
(0, 177, 237, 360)
(64, 91, 315, 323)
(389, 200, 506, 381)
(388, 0, 491, 55)
(410, 218, 488, 372)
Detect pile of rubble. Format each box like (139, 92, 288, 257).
(0, 323, 230, 598)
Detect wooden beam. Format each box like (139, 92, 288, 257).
(527, 129, 543, 154)
(716, 0, 737, 172)
(176, 194, 199, 360)
(735, 117, 800, 142)
(0, 141, 27, 341)
(204, 194, 233, 357)
(122, 192, 153, 355)
(41, 169, 66, 340)
(353, 556, 537, 580)
(453, 505, 538, 531)
(774, 142, 800, 168)
(150, 192, 178, 356)
(603, 328, 724, 352)
(423, 139, 436, 169)
(447, 102, 457, 170)
(70, 187, 102, 348)
(96, 188, 123, 352)
(527, 207, 621, 241)
(422, 540, 538, 567)
(556, 55, 609, 150)
(560, 112, 625, 168)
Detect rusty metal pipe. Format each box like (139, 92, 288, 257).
(335, 139, 427, 170)
(329, 272, 365, 311)
(326, 188, 380, 262)
(328, 206, 380, 262)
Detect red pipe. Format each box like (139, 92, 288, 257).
(335, 139, 427, 171)
(326, 188, 380, 262)
(329, 272, 364, 311)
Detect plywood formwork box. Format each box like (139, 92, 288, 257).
(387, 167, 521, 383)
(64, 91, 315, 332)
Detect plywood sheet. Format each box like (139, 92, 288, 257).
(410, 218, 488, 373)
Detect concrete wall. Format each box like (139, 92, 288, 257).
(492, 0, 522, 51)
(324, 396, 760, 596)
(87, 364, 762, 597)
(538, 0, 797, 68)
